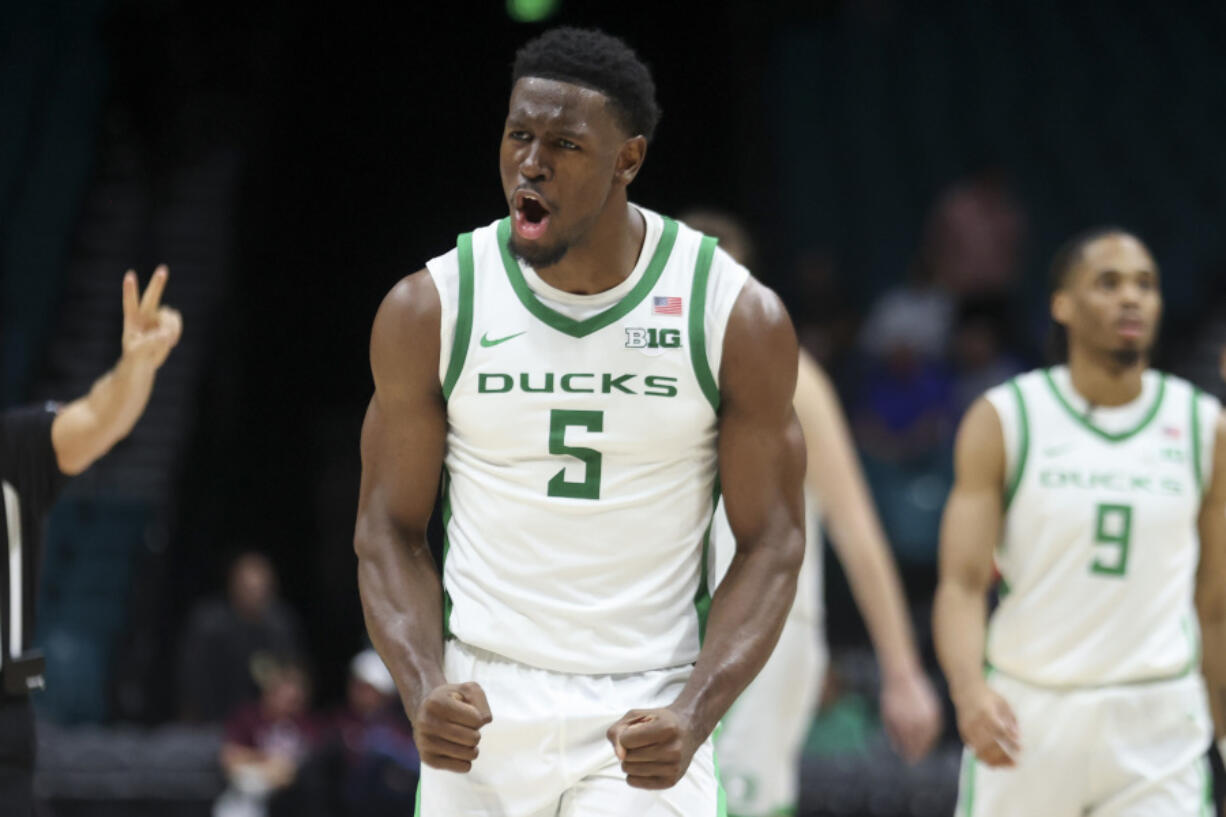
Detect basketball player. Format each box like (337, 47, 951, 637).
(683, 211, 941, 817)
(0, 267, 181, 814)
(355, 28, 806, 816)
(933, 228, 1226, 816)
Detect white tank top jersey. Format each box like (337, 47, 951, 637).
(426, 205, 750, 675)
(984, 366, 1220, 688)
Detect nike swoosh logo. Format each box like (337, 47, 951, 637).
(480, 331, 525, 348)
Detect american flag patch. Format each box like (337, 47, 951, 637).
(1163, 426, 1182, 440)
(652, 296, 683, 316)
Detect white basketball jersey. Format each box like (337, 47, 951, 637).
(427, 206, 749, 675)
(985, 366, 1219, 687)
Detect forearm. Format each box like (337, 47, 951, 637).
(933, 580, 989, 703)
(670, 526, 804, 740)
(52, 354, 158, 473)
(355, 525, 447, 719)
(828, 509, 922, 679)
(1199, 610, 1226, 737)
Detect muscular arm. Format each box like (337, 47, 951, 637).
(355, 272, 491, 772)
(1195, 416, 1226, 741)
(795, 351, 940, 761)
(678, 280, 806, 738)
(608, 280, 805, 789)
(932, 398, 1018, 766)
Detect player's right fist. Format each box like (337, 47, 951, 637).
(412, 682, 493, 773)
(953, 683, 1020, 768)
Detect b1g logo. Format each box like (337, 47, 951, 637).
(625, 328, 682, 349)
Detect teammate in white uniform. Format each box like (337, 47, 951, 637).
(934, 228, 1226, 816)
(354, 28, 807, 816)
(682, 211, 941, 817)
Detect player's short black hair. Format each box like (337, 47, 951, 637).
(512, 27, 661, 142)
(1046, 226, 1133, 361)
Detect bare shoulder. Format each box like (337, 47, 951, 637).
(371, 269, 441, 397)
(953, 397, 1005, 486)
(720, 278, 799, 413)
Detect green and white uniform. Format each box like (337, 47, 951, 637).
(710, 492, 826, 817)
(417, 206, 747, 816)
(957, 366, 1218, 817)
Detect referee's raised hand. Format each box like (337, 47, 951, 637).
(122, 265, 183, 370)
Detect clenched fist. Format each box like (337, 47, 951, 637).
(412, 682, 493, 773)
(607, 707, 700, 790)
(954, 682, 1020, 768)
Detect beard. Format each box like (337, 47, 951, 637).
(1109, 346, 1144, 368)
(509, 235, 571, 269)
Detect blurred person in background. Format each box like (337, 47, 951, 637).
(934, 228, 1226, 816)
(178, 551, 306, 722)
(216, 660, 319, 817)
(0, 267, 181, 816)
(922, 163, 1026, 301)
(951, 299, 1024, 415)
(684, 209, 941, 817)
(281, 649, 419, 817)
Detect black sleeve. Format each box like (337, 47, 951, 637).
(0, 403, 69, 515)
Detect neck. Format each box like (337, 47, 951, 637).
(1065, 346, 1147, 407)
(535, 197, 645, 295)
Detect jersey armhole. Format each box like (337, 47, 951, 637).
(1003, 379, 1031, 509)
(687, 235, 721, 414)
(440, 232, 475, 402)
(1191, 387, 1220, 497)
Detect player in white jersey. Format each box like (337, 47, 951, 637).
(354, 28, 807, 816)
(683, 210, 941, 817)
(934, 227, 1226, 816)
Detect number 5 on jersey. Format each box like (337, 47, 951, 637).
(548, 410, 604, 500)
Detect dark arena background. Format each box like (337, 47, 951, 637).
(3, 0, 1226, 814)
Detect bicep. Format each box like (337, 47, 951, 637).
(717, 282, 805, 550)
(938, 398, 1007, 590)
(355, 272, 447, 549)
(792, 351, 861, 508)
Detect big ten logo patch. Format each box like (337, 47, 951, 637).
(625, 328, 682, 349)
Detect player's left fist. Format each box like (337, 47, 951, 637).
(121, 265, 183, 371)
(606, 707, 699, 790)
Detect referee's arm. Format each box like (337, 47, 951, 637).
(50, 267, 181, 474)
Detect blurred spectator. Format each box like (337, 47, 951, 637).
(215, 660, 319, 817)
(858, 262, 953, 362)
(274, 650, 419, 817)
(178, 552, 306, 722)
(950, 299, 1024, 415)
(854, 262, 957, 463)
(922, 164, 1026, 299)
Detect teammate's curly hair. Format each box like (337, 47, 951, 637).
(1046, 226, 1132, 361)
(512, 27, 662, 142)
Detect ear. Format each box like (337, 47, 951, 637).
(1051, 290, 1073, 328)
(615, 136, 648, 186)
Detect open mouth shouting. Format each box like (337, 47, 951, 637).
(513, 189, 552, 241)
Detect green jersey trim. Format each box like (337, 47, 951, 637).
(494, 216, 679, 339)
(1192, 387, 1205, 496)
(1004, 378, 1030, 510)
(689, 236, 721, 413)
(713, 723, 728, 817)
(1201, 757, 1214, 817)
(960, 750, 978, 817)
(694, 477, 722, 644)
(1041, 368, 1167, 443)
(440, 469, 454, 639)
(442, 232, 475, 401)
